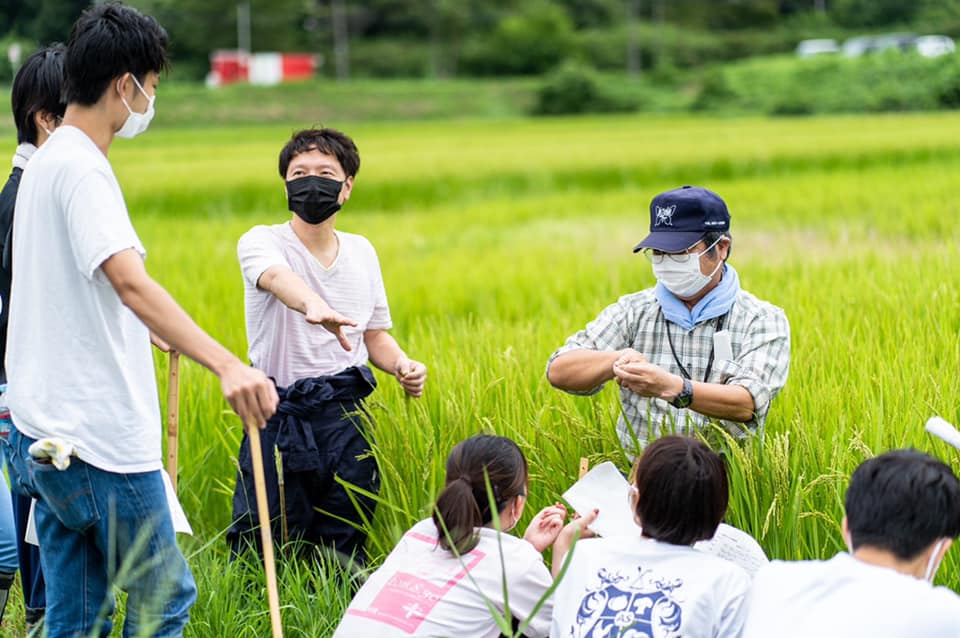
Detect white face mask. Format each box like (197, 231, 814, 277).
(651, 237, 723, 298)
(924, 538, 946, 583)
(115, 74, 155, 139)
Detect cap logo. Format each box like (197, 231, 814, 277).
(654, 205, 676, 227)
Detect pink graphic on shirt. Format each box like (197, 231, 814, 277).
(347, 531, 487, 633)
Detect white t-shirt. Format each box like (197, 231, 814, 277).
(744, 553, 960, 638)
(238, 223, 391, 387)
(334, 518, 554, 638)
(551, 535, 750, 638)
(6, 126, 161, 473)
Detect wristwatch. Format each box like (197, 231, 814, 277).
(670, 378, 694, 409)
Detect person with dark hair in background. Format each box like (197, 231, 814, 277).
(547, 186, 790, 456)
(744, 449, 960, 637)
(3, 4, 278, 636)
(0, 42, 65, 631)
(227, 128, 426, 563)
(550, 435, 750, 638)
(333, 434, 570, 638)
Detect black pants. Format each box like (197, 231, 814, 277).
(227, 398, 379, 564)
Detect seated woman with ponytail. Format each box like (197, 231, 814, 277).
(334, 434, 568, 638)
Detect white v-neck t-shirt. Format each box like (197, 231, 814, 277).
(744, 553, 960, 638)
(238, 223, 391, 386)
(6, 126, 160, 472)
(334, 518, 554, 638)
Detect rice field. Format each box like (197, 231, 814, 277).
(7, 111, 960, 635)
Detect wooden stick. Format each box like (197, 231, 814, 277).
(166, 351, 180, 492)
(249, 425, 284, 638)
(578, 457, 590, 479)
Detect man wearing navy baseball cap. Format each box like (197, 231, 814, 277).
(546, 185, 790, 453)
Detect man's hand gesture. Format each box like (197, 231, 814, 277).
(613, 355, 684, 401)
(305, 299, 358, 351)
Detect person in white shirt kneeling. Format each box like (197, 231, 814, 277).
(744, 449, 960, 638)
(334, 434, 570, 638)
(551, 435, 751, 638)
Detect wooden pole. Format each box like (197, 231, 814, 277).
(166, 351, 180, 492)
(578, 458, 590, 480)
(249, 425, 284, 637)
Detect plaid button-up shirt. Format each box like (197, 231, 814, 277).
(548, 287, 790, 453)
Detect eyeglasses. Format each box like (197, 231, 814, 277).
(641, 236, 722, 264)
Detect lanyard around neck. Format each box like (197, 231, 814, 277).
(662, 309, 727, 382)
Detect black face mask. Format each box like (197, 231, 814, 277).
(286, 175, 343, 224)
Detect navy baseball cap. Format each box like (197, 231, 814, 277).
(632, 185, 730, 253)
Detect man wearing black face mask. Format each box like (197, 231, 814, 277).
(228, 128, 427, 563)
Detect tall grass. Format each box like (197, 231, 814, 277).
(4, 112, 960, 635)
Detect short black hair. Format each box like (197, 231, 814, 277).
(703, 231, 732, 262)
(633, 435, 728, 545)
(846, 449, 960, 560)
(278, 128, 361, 179)
(64, 2, 168, 106)
(12, 44, 66, 145)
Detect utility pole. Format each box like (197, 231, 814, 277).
(237, 1, 251, 54)
(331, 0, 350, 80)
(814, 0, 826, 13)
(626, 0, 641, 76)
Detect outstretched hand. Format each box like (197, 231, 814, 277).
(523, 503, 567, 552)
(305, 300, 358, 351)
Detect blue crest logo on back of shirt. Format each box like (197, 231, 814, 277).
(571, 567, 683, 638)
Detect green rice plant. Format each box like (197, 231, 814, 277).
(4, 111, 960, 635)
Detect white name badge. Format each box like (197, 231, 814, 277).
(713, 329, 733, 362)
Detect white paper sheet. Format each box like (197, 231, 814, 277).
(562, 461, 638, 538)
(25, 499, 37, 546)
(694, 523, 769, 576)
(562, 461, 769, 577)
(25, 469, 193, 546)
(162, 469, 194, 536)
(713, 330, 733, 362)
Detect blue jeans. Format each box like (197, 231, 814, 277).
(6, 425, 197, 637)
(0, 450, 19, 575)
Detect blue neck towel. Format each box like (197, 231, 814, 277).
(655, 264, 740, 332)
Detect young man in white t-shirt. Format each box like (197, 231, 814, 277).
(551, 436, 750, 638)
(744, 449, 960, 638)
(3, 6, 278, 637)
(227, 128, 426, 563)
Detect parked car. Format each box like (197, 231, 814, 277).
(915, 35, 956, 58)
(842, 36, 875, 57)
(870, 33, 916, 54)
(796, 38, 840, 58)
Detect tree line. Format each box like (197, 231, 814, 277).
(3, 0, 960, 81)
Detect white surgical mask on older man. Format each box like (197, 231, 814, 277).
(651, 237, 722, 298)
